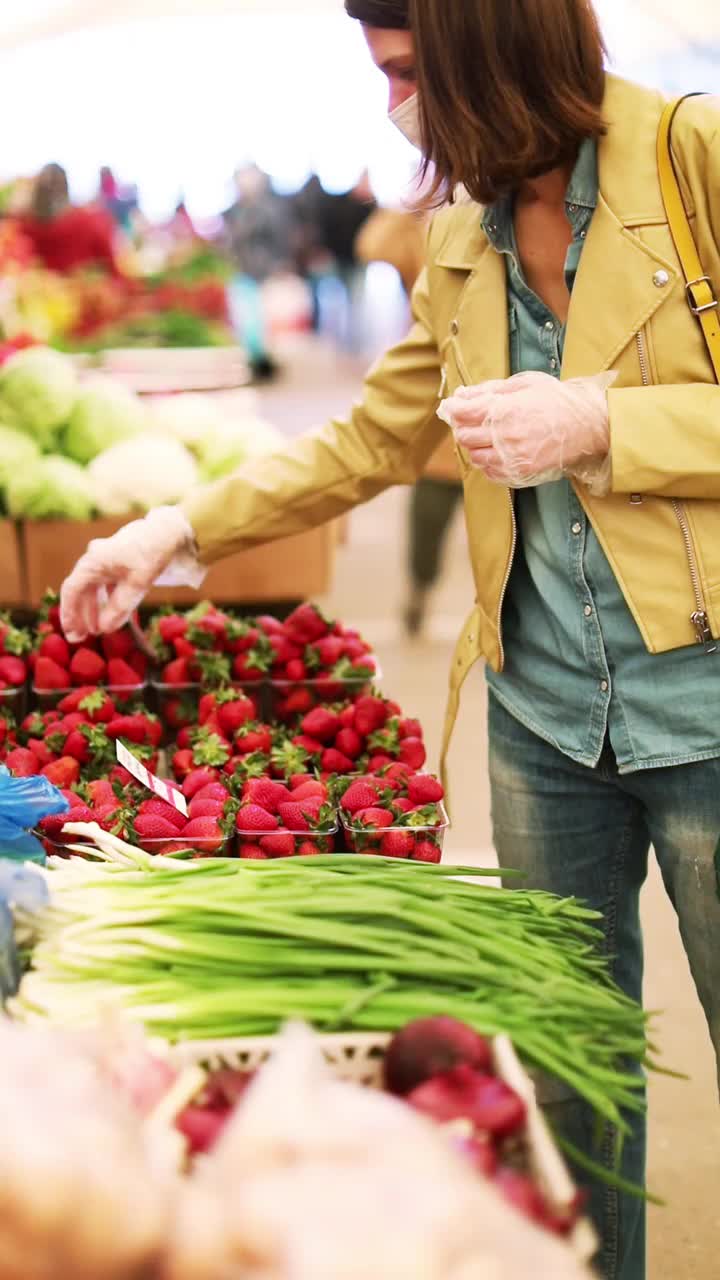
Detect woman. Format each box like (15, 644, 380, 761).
(61, 3, 720, 1277)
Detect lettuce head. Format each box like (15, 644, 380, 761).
(0, 347, 78, 450)
(63, 376, 147, 464)
(6, 455, 95, 521)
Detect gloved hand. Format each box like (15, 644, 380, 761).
(60, 506, 206, 643)
(439, 370, 616, 493)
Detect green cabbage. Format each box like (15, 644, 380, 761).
(6, 455, 95, 521)
(0, 425, 41, 490)
(0, 348, 78, 450)
(62, 377, 147, 464)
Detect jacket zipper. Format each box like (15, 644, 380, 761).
(636, 330, 717, 653)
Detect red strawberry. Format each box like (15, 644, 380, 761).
(334, 727, 363, 760)
(399, 718, 423, 741)
(399, 738, 426, 770)
(235, 724, 272, 756)
(355, 807, 394, 829)
(296, 839, 323, 857)
(38, 812, 71, 841)
(171, 748, 194, 781)
(242, 778, 291, 812)
(76, 688, 116, 723)
(162, 657, 192, 686)
(277, 801, 310, 832)
(232, 653, 267, 683)
(0, 656, 25, 688)
(42, 756, 80, 787)
(188, 796, 226, 820)
(107, 658, 143, 687)
(381, 831, 416, 858)
(256, 614, 284, 635)
(34, 656, 68, 691)
(239, 843, 269, 860)
(284, 603, 328, 642)
(86, 779, 116, 808)
(193, 782, 232, 804)
(291, 780, 327, 802)
(321, 748, 355, 774)
(27, 737, 54, 767)
(180, 817, 226, 851)
(38, 633, 71, 667)
(101, 630, 134, 660)
(300, 707, 340, 742)
(63, 730, 91, 763)
(128, 651, 148, 679)
(135, 814, 182, 842)
(407, 775, 444, 805)
(292, 734, 324, 756)
(283, 658, 307, 681)
(5, 746, 40, 776)
(341, 780, 381, 814)
(413, 840, 442, 864)
(338, 705, 356, 728)
(259, 832, 297, 858)
(69, 648, 106, 686)
(105, 715, 148, 744)
(138, 798, 187, 831)
(353, 696, 388, 737)
(368, 753, 393, 772)
(289, 773, 314, 790)
(217, 695, 256, 738)
(311, 635, 345, 668)
(277, 688, 313, 718)
(384, 762, 412, 782)
(109, 765, 133, 787)
(392, 797, 415, 814)
(236, 805, 279, 834)
(174, 636, 196, 661)
(182, 766, 221, 799)
(157, 614, 187, 645)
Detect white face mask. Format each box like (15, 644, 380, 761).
(389, 93, 422, 149)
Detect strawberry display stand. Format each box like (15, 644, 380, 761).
(168, 1030, 597, 1265)
(21, 518, 337, 609)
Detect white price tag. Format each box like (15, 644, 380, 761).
(115, 741, 188, 817)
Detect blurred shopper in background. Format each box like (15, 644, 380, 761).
(61, 6, 720, 1277)
(223, 164, 291, 379)
(22, 163, 119, 276)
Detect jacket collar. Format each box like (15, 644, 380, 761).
(435, 74, 674, 272)
(435, 75, 682, 380)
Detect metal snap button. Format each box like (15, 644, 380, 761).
(600, 680, 609, 693)
(571, 522, 582, 535)
(653, 270, 670, 288)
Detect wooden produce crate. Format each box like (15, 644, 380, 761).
(23, 518, 337, 608)
(0, 519, 26, 607)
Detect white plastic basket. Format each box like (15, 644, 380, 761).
(168, 1029, 597, 1262)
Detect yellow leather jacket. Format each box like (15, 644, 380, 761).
(185, 77, 720, 765)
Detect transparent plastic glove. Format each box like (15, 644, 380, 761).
(440, 370, 617, 493)
(60, 505, 205, 643)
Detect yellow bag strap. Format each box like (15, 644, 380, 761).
(657, 94, 720, 383)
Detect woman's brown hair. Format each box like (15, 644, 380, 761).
(409, 0, 607, 206)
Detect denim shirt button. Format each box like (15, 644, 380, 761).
(571, 522, 582, 535)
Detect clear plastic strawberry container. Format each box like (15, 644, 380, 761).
(339, 803, 449, 861)
(265, 666, 381, 725)
(135, 833, 234, 858)
(0, 684, 27, 718)
(150, 679, 263, 740)
(236, 823, 339, 860)
(32, 681, 149, 711)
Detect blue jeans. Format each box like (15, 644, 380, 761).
(488, 691, 720, 1280)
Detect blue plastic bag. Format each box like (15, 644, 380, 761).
(0, 765, 70, 865)
(0, 860, 49, 1000)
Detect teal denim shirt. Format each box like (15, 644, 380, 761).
(482, 139, 720, 772)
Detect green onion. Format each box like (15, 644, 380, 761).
(12, 839, 657, 1145)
